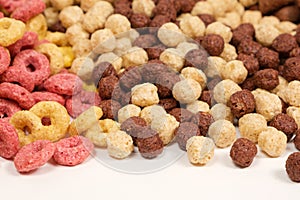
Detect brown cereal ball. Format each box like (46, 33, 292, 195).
(237, 53, 259, 75)
(112, 84, 131, 106)
(133, 34, 158, 49)
(169, 108, 195, 123)
(98, 75, 119, 100)
(156, 72, 181, 98)
(272, 33, 298, 55)
(150, 15, 171, 28)
(92, 62, 117, 85)
(230, 138, 257, 168)
(175, 122, 201, 151)
(241, 76, 257, 91)
(200, 90, 213, 107)
(231, 23, 255, 47)
(238, 39, 262, 56)
(269, 113, 298, 142)
(197, 14, 215, 27)
(177, 0, 195, 13)
(121, 116, 148, 145)
(99, 99, 121, 120)
(114, 0, 133, 18)
(294, 129, 300, 150)
(290, 47, 300, 58)
(119, 66, 143, 91)
(282, 57, 300, 82)
(286, 152, 300, 182)
(201, 34, 225, 56)
(136, 128, 164, 159)
(153, 0, 177, 21)
(146, 44, 166, 60)
(254, 69, 279, 91)
(159, 98, 179, 112)
(193, 111, 215, 136)
(228, 90, 256, 118)
(140, 63, 169, 83)
(130, 13, 151, 28)
(256, 48, 280, 69)
(275, 5, 300, 22)
(185, 49, 209, 70)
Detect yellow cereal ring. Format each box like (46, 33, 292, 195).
(26, 14, 47, 40)
(58, 46, 74, 67)
(45, 31, 69, 46)
(0, 17, 26, 47)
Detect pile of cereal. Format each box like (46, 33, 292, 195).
(0, 0, 300, 182)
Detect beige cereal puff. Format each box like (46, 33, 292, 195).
(186, 136, 215, 165)
(69, 57, 94, 81)
(258, 127, 287, 157)
(239, 113, 268, 143)
(176, 42, 199, 56)
(80, 0, 103, 12)
(122, 46, 148, 68)
(255, 24, 280, 46)
(213, 79, 242, 105)
(50, 0, 74, 10)
(252, 89, 282, 121)
(172, 79, 202, 104)
(259, 16, 280, 26)
(72, 38, 93, 58)
(208, 119, 236, 148)
(118, 104, 142, 124)
(59, 6, 84, 28)
(179, 15, 206, 38)
(271, 75, 288, 100)
(205, 22, 232, 43)
(220, 43, 238, 62)
(210, 103, 234, 123)
(286, 106, 300, 128)
(177, 13, 193, 22)
(207, 0, 238, 18)
(191, 1, 214, 16)
(91, 28, 116, 54)
(275, 21, 297, 34)
(181, 67, 207, 89)
(44, 7, 59, 27)
(66, 23, 90, 46)
(233, 2, 245, 16)
(114, 37, 132, 57)
(159, 48, 185, 72)
(96, 52, 123, 72)
(284, 81, 300, 107)
(106, 130, 134, 159)
(205, 56, 227, 78)
(132, 0, 155, 17)
(105, 14, 131, 35)
(131, 83, 159, 107)
(239, 0, 258, 7)
(116, 28, 140, 42)
(220, 60, 248, 84)
(186, 101, 210, 114)
(242, 10, 262, 25)
(157, 23, 186, 47)
(140, 105, 167, 124)
(45, 31, 69, 47)
(217, 12, 241, 29)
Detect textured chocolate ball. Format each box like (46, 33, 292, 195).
(286, 152, 300, 182)
(269, 113, 298, 142)
(114, 1, 132, 18)
(111, 84, 131, 106)
(169, 108, 195, 123)
(119, 66, 142, 91)
(150, 15, 171, 28)
(238, 39, 262, 55)
(99, 99, 121, 120)
(200, 90, 213, 107)
(92, 62, 117, 86)
(177, 0, 195, 13)
(175, 122, 201, 151)
(290, 47, 300, 58)
(254, 69, 279, 90)
(232, 23, 255, 47)
(294, 129, 300, 151)
(275, 5, 300, 22)
(282, 57, 300, 81)
(156, 72, 181, 98)
(272, 33, 298, 55)
(130, 13, 151, 28)
(153, 0, 177, 21)
(133, 34, 158, 49)
(197, 14, 215, 27)
(98, 75, 119, 100)
(256, 47, 280, 69)
(121, 116, 148, 145)
(185, 49, 209, 70)
(146, 44, 166, 60)
(240, 76, 257, 91)
(228, 90, 256, 118)
(159, 98, 179, 111)
(237, 53, 259, 75)
(230, 138, 257, 168)
(193, 111, 214, 136)
(201, 34, 224, 56)
(140, 63, 170, 83)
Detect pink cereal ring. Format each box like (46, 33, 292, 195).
(0, 0, 25, 13)
(31, 91, 65, 105)
(0, 46, 10, 75)
(0, 83, 35, 109)
(53, 136, 94, 166)
(11, 0, 46, 22)
(0, 98, 22, 118)
(43, 73, 83, 96)
(13, 140, 55, 173)
(8, 32, 39, 58)
(0, 120, 20, 159)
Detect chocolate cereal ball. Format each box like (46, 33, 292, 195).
(231, 23, 255, 47)
(175, 122, 201, 151)
(254, 69, 279, 91)
(272, 33, 298, 55)
(286, 152, 300, 182)
(193, 111, 214, 136)
(159, 98, 179, 112)
(130, 13, 151, 28)
(169, 108, 195, 123)
(99, 99, 121, 120)
(185, 49, 209, 70)
(133, 34, 158, 49)
(237, 53, 259, 75)
(119, 66, 142, 91)
(294, 129, 300, 151)
(156, 72, 181, 98)
(98, 75, 119, 99)
(201, 34, 224, 56)
(228, 90, 256, 118)
(256, 47, 280, 69)
(92, 62, 117, 85)
(269, 113, 298, 142)
(121, 116, 148, 145)
(282, 57, 300, 82)
(230, 138, 257, 168)
(238, 39, 262, 55)
(197, 14, 215, 27)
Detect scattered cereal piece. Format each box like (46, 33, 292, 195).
(230, 138, 257, 168)
(208, 119, 236, 148)
(286, 152, 300, 182)
(106, 130, 134, 159)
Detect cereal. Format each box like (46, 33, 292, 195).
(159, 48, 185, 72)
(156, 71, 181, 98)
(91, 28, 116, 54)
(228, 90, 255, 118)
(176, 42, 199, 56)
(237, 53, 259, 75)
(106, 130, 134, 159)
(231, 23, 255, 46)
(256, 48, 279, 69)
(0, 17, 26, 47)
(25, 14, 47, 39)
(242, 10, 262, 25)
(186, 101, 210, 114)
(272, 33, 298, 55)
(153, 1, 176, 21)
(294, 130, 300, 151)
(105, 14, 131, 35)
(220, 60, 248, 84)
(119, 66, 142, 90)
(213, 79, 242, 105)
(180, 67, 207, 90)
(220, 43, 238, 62)
(258, 126, 287, 157)
(217, 11, 241, 29)
(186, 136, 215, 165)
(259, 0, 294, 14)
(114, 37, 132, 56)
(175, 122, 201, 151)
(179, 15, 206, 38)
(98, 75, 119, 99)
(239, 0, 258, 7)
(80, 0, 103, 12)
(120, 116, 147, 144)
(199, 90, 213, 107)
(133, 34, 157, 49)
(230, 138, 257, 168)
(286, 106, 300, 128)
(66, 23, 90, 46)
(238, 39, 262, 56)
(201, 34, 224, 56)
(31, 92, 65, 105)
(193, 112, 215, 136)
(45, 32, 68, 47)
(172, 79, 202, 104)
(43, 7, 59, 28)
(132, 0, 155, 17)
(286, 152, 300, 182)
(118, 104, 142, 124)
(210, 103, 234, 123)
(185, 48, 209, 71)
(59, 6, 84, 28)
(99, 100, 121, 120)
(140, 105, 167, 124)
(205, 56, 226, 78)
(53, 136, 94, 166)
(50, 0, 74, 10)
(158, 98, 178, 112)
(205, 22, 232, 43)
(14, 140, 55, 173)
(157, 22, 186, 47)
(11, 0, 45, 22)
(197, 14, 216, 27)
(284, 81, 300, 107)
(122, 47, 148, 68)
(0, 120, 20, 159)
(0, 99, 21, 118)
(92, 61, 117, 84)
(169, 108, 195, 123)
(0, 46, 10, 75)
(131, 83, 159, 107)
(282, 57, 300, 82)
(255, 24, 280, 46)
(191, 1, 214, 16)
(208, 119, 236, 148)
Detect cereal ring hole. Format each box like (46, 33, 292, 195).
(24, 126, 32, 136)
(41, 117, 51, 126)
(25, 64, 36, 72)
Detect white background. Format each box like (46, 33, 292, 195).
(1, 142, 299, 200)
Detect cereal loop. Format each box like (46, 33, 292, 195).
(0, 17, 26, 47)
(0, 46, 10, 75)
(0, 98, 22, 119)
(11, 0, 46, 22)
(0, 120, 20, 159)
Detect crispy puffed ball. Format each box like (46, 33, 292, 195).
(116, 28, 140, 42)
(208, 119, 236, 148)
(50, 0, 74, 10)
(207, 0, 238, 18)
(205, 22, 232, 43)
(97, 52, 123, 72)
(242, 10, 262, 25)
(258, 127, 287, 157)
(284, 81, 300, 107)
(276, 22, 297, 34)
(186, 136, 215, 165)
(239, 113, 268, 143)
(159, 48, 185, 72)
(213, 79, 242, 104)
(72, 38, 93, 58)
(181, 67, 207, 89)
(271, 76, 288, 100)
(151, 114, 179, 145)
(105, 14, 131, 35)
(59, 6, 84, 28)
(173, 79, 202, 104)
(259, 16, 280, 26)
(217, 12, 241, 29)
(80, 0, 103, 12)
(239, 0, 258, 7)
(132, 0, 155, 17)
(210, 103, 234, 123)
(91, 28, 116, 54)
(118, 104, 142, 124)
(287, 106, 300, 128)
(220, 43, 237, 62)
(44, 7, 59, 27)
(252, 89, 282, 121)
(232, 2, 245, 16)
(205, 56, 227, 78)
(220, 60, 248, 84)
(157, 23, 186, 47)
(131, 83, 159, 107)
(45, 31, 69, 47)
(255, 24, 280, 46)
(179, 15, 206, 38)
(122, 46, 148, 68)
(114, 37, 132, 57)
(186, 101, 210, 114)
(106, 130, 134, 159)
(66, 23, 90, 46)
(176, 42, 199, 56)
(191, 1, 214, 15)
(69, 57, 94, 81)
(140, 105, 167, 124)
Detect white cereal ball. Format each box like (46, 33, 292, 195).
(210, 103, 234, 123)
(213, 79, 242, 104)
(72, 38, 93, 58)
(118, 104, 142, 124)
(50, 0, 74, 10)
(252, 89, 282, 121)
(105, 14, 131, 35)
(208, 119, 236, 148)
(276, 21, 297, 34)
(242, 10, 262, 25)
(96, 52, 123, 72)
(122, 46, 148, 68)
(186, 136, 215, 165)
(220, 60, 248, 84)
(258, 127, 287, 157)
(205, 22, 233, 43)
(239, 0, 258, 7)
(114, 37, 132, 57)
(157, 22, 186, 47)
(186, 101, 210, 114)
(69, 57, 94, 81)
(59, 6, 84, 28)
(255, 24, 280, 46)
(176, 42, 199, 56)
(191, 1, 214, 15)
(66, 23, 90, 46)
(132, 0, 155, 17)
(205, 56, 227, 78)
(159, 48, 185, 72)
(91, 28, 116, 54)
(131, 83, 159, 107)
(284, 81, 300, 107)
(271, 75, 288, 100)
(106, 131, 134, 159)
(172, 79, 202, 104)
(181, 67, 207, 89)
(220, 43, 238, 62)
(217, 12, 241, 29)
(259, 16, 280, 26)
(80, 0, 103, 12)
(140, 105, 167, 124)
(238, 113, 268, 143)
(287, 106, 300, 128)
(179, 15, 206, 38)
